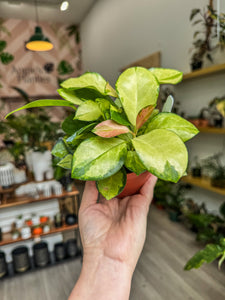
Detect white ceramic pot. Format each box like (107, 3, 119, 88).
(31, 150, 53, 182)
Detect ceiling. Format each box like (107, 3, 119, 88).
(0, 0, 97, 24)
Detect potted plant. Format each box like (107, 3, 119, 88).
(6, 67, 199, 199)
(202, 153, 225, 188)
(191, 156, 202, 178)
(189, 3, 225, 71)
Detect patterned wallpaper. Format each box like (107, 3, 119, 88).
(0, 18, 82, 98)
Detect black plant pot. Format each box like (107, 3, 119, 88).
(211, 178, 225, 188)
(191, 167, 202, 178)
(33, 242, 50, 267)
(54, 242, 66, 261)
(191, 61, 203, 71)
(66, 239, 78, 258)
(12, 246, 30, 273)
(65, 214, 78, 225)
(0, 251, 7, 278)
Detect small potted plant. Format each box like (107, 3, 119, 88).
(6, 67, 199, 199)
(202, 153, 225, 188)
(32, 225, 43, 235)
(189, 4, 225, 71)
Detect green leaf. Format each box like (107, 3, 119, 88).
(5, 100, 75, 118)
(220, 201, 225, 219)
(66, 123, 97, 144)
(218, 252, 225, 269)
(93, 120, 130, 138)
(137, 109, 159, 136)
(58, 88, 83, 105)
(61, 72, 108, 96)
(116, 67, 159, 126)
(0, 40, 6, 52)
(149, 68, 183, 84)
(97, 168, 127, 200)
(110, 105, 131, 126)
(67, 132, 95, 147)
(132, 129, 188, 182)
(190, 9, 201, 21)
(136, 105, 155, 129)
(52, 138, 69, 158)
(71, 136, 127, 180)
(62, 114, 89, 135)
(146, 112, 199, 142)
(0, 52, 14, 64)
(75, 100, 102, 121)
(184, 244, 223, 270)
(72, 88, 111, 101)
(96, 98, 111, 119)
(57, 154, 73, 169)
(105, 82, 118, 97)
(162, 95, 174, 112)
(57, 60, 74, 75)
(125, 151, 147, 175)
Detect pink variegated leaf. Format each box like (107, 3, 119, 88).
(136, 105, 154, 129)
(93, 120, 130, 138)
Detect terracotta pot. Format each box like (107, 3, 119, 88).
(117, 171, 151, 198)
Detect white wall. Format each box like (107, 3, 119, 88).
(81, 0, 225, 213)
(81, 0, 212, 84)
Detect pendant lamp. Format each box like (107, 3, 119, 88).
(26, 0, 53, 51)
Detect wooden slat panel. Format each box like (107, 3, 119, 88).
(120, 51, 161, 72)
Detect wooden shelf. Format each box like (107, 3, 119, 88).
(0, 187, 79, 210)
(197, 127, 225, 134)
(183, 63, 225, 81)
(181, 175, 225, 196)
(0, 223, 78, 246)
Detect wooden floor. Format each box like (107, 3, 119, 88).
(1, 206, 225, 300)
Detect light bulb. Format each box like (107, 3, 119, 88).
(60, 1, 69, 11)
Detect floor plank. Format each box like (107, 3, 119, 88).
(1, 206, 225, 299)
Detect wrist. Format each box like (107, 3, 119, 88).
(69, 252, 132, 300)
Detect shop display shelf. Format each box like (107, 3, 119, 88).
(183, 63, 225, 81)
(181, 175, 225, 196)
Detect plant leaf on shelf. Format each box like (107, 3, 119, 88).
(97, 168, 127, 200)
(149, 68, 183, 84)
(132, 129, 188, 182)
(74, 100, 102, 121)
(116, 67, 159, 127)
(5, 100, 76, 118)
(93, 120, 130, 138)
(0, 40, 7, 52)
(144, 112, 199, 142)
(71, 136, 127, 180)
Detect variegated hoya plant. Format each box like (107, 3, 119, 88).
(6, 67, 199, 199)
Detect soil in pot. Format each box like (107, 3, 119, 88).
(117, 171, 151, 198)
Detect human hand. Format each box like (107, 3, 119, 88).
(69, 174, 157, 300)
(79, 173, 157, 272)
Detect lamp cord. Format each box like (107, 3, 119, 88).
(35, 0, 39, 25)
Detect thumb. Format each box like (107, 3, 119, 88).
(80, 181, 98, 211)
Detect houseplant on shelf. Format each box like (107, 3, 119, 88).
(6, 67, 199, 199)
(202, 153, 225, 188)
(189, 3, 225, 71)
